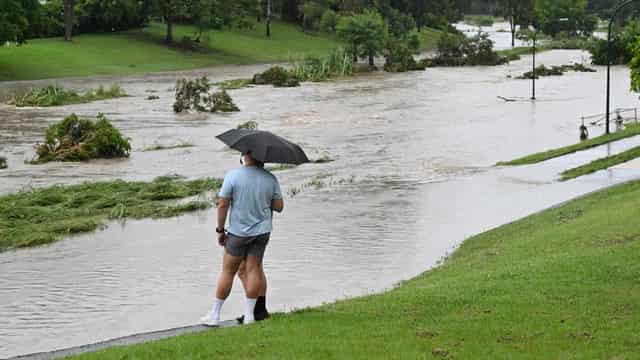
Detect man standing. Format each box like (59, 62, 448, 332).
(201, 152, 283, 326)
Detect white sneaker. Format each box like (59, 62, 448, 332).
(200, 311, 220, 327)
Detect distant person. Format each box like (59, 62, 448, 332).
(201, 152, 283, 326)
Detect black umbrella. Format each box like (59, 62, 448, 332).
(216, 129, 310, 165)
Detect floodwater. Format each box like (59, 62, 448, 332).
(1, 49, 640, 358)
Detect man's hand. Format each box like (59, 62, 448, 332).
(217, 232, 227, 246)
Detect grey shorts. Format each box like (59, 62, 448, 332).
(225, 233, 270, 261)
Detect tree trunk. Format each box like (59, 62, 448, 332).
(368, 53, 374, 67)
(266, 0, 271, 38)
(165, 16, 173, 43)
(64, 0, 74, 41)
(510, 16, 516, 48)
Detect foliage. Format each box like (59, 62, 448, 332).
(215, 78, 252, 90)
(517, 63, 596, 79)
(497, 124, 640, 166)
(0, 176, 222, 251)
(336, 9, 388, 66)
(252, 66, 300, 87)
(290, 47, 354, 81)
(465, 15, 495, 27)
(8, 84, 127, 107)
(237, 120, 258, 130)
(497, 0, 534, 47)
(384, 30, 423, 72)
(430, 31, 507, 67)
(301, 1, 325, 31)
(589, 19, 640, 65)
(65, 179, 640, 359)
(173, 76, 240, 112)
(0, 0, 39, 43)
(534, 0, 598, 38)
(32, 113, 131, 163)
(319, 9, 339, 33)
(0, 156, 7, 170)
(630, 37, 640, 93)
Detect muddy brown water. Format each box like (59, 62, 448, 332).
(1, 49, 640, 358)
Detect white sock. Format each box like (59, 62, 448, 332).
(211, 298, 225, 320)
(244, 297, 257, 324)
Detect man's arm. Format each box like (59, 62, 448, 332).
(271, 198, 284, 213)
(217, 198, 231, 230)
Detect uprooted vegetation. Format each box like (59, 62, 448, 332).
(425, 32, 508, 67)
(517, 63, 596, 79)
(142, 141, 194, 152)
(0, 156, 7, 169)
(237, 120, 258, 130)
(252, 66, 300, 87)
(8, 84, 127, 107)
(173, 77, 240, 113)
(31, 113, 131, 164)
(0, 176, 222, 252)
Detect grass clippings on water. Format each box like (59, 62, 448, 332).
(9, 84, 127, 107)
(215, 78, 253, 90)
(560, 145, 640, 180)
(69, 178, 640, 359)
(0, 176, 221, 252)
(497, 124, 640, 166)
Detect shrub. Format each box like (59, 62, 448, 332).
(252, 67, 300, 87)
(589, 20, 640, 65)
(0, 157, 7, 170)
(173, 77, 240, 113)
(291, 48, 354, 81)
(320, 9, 339, 33)
(9, 84, 126, 107)
(517, 63, 596, 79)
(430, 31, 508, 67)
(384, 31, 423, 72)
(33, 113, 131, 163)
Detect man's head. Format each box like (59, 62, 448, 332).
(241, 152, 264, 168)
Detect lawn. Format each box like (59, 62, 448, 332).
(497, 124, 640, 166)
(1, 21, 442, 82)
(69, 180, 640, 359)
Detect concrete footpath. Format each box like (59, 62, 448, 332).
(6, 321, 238, 360)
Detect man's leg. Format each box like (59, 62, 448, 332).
(242, 255, 264, 324)
(238, 262, 268, 315)
(202, 252, 243, 326)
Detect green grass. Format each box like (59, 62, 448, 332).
(561, 145, 640, 180)
(69, 177, 640, 359)
(0, 21, 339, 81)
(417, 27, 444, 51)
(9, 84, 127, 107)
(497, 124, 640, 166)
(0, 176, 221, 252)
(0, 21, 442, 81)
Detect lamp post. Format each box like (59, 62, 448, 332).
(606, 0, 637, 134)
(530, 18, 568, 101)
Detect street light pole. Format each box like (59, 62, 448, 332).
(606, 0, 636, 134)
(532, 31, 536, 101)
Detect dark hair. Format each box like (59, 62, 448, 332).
(243, 152, 264, 168)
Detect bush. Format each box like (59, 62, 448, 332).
(33, 113, 131, 163)
(589, 20, 640, 65)
(291, 48, 354, 81)
(9, 84, 126, 107)
(384, 31, 423, 72)
(173, 77, 240, 113)
(237, 120, 258, 130)
(517, 63, 596, 79)
(320, 9, 339, 33)
(430, 31, 508, 67)
(0, 157, 7, 170)
(252, 67, 300, 87)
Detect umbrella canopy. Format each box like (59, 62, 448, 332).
(216, 129, 310, 165)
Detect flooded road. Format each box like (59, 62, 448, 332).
(1, 50, 639, 358)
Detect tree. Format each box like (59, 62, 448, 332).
(336, 9, 388, 66)
(535, 0, 597, 38)
(63, 0, 74, 41)
(0, 0, 40, 44)
(156, 0, 183, 43)
(497, 0, 533, 47)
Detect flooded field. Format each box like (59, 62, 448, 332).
(1, 49, 639, 358)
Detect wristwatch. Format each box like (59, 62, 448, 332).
(216, 227, 225, 234)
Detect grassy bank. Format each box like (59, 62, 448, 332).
(497, 124, 640, 166)
(9, 84, 126, 107)
(0, 21, 338, 81)
(71, 180, 640, 359)
(561, 146, 640, 180)
(0, 176, 221, 252)
(0, 21, 442, 82)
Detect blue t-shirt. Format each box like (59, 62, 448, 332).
(218, 166, 282, 237)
